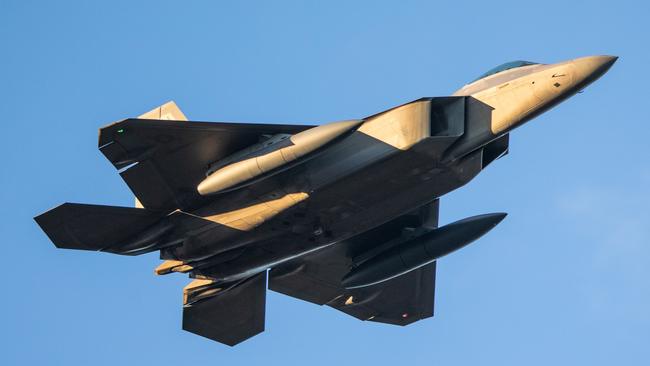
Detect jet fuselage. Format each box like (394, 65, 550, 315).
(34, 55, 617, 345)
(168, 56, 617, 282)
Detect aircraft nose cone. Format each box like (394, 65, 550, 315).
(572, 55, 618, 88)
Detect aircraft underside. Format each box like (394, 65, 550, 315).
(35, 97, 514, 345)
(34, 55, 617, 346)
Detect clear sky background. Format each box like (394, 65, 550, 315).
(2, 1, 648, 365)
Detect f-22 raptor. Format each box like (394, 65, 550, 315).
(35, 55, 616, 346)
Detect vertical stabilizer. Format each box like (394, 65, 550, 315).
(138, 100, 188, 121)
(134, 101, 188, 208)
(182, 272, 267, 346)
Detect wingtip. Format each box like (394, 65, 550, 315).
(33, 203, 83, 250)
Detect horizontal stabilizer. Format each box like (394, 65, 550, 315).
(183, 271, 267, 346)
(34, 203, 166, 253)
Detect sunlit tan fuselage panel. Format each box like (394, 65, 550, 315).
(453, 56, 615, 135)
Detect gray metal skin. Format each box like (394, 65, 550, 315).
(34, 55, 617, 346)
(172, 55, 617, 281)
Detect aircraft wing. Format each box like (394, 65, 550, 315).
(98, 118, 315, 211)
(269, 200, 439, 325)
(270, 249, 435, 325)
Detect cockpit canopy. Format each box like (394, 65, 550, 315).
(473, 60, 538, 82)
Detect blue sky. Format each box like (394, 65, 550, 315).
(2, 0, 648, 364)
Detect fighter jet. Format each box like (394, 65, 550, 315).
(35, 55, 617, 346)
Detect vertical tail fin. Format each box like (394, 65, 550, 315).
(134, 101, 188, 208)
(182, 272, 267, 346)
(138, 100, 188, 121)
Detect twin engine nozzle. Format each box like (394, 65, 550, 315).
(341, 212, 507, 289)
